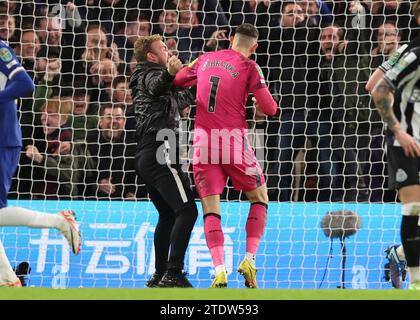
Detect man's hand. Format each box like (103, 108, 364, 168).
(252, 97, 266, 122)
(98, 178, 116, 195)
(394, 130, 420, 158)
(44, 58, 61, 82)
(167, 56, 183, 76)
(206, 30, 227, 49)
(25, 145, 44, 164)
(55, 142, 72, 155)
(106, 42, 121, 66)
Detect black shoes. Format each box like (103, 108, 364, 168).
(13, 262, 31, 287)
(157, 270, 193, 288)
(146, 273, 163, 288)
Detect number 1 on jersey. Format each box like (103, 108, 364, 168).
(208, 75, 220, 113)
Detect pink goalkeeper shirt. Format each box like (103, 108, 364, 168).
(174, 49, 277, 133)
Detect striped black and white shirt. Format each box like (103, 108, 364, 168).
(384, 37, 420, 145)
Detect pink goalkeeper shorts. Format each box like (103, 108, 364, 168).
(193, 144, 265, 199)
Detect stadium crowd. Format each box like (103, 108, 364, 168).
(3, 0, 419, 202)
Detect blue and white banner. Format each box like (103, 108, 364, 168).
(3, 200, 403, 289)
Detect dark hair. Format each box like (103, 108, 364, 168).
(322, 23, 345, 40)
(280, 1, 297, 13)
(235, 23, 259, 39)
(112, 75, 128, 89)
(381, 18, 398, 28)
(0, 1, 7, 15)
(99, 103, 125, 116)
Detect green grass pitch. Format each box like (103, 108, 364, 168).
(0, 288, 419, 300)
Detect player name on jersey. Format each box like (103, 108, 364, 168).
(200, 59, 239, 78)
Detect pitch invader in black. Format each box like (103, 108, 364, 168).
(130, 34, 198, 288)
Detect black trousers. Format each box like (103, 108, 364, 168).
(135, 141, 198, 273)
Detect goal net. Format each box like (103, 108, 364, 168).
(2, 0, 415, 288)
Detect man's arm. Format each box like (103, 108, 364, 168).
(366, 44, 408, 92)
(145, 56, 183, 96)
(253, 87, 278, 116)
(0, 69, 34, 103)
(145, 69, 175, 96)
(0, 44, 35, 103)
(173, 57, 199, 88)
(371, 79, 399, 133)
(173, 66, 198, 87)
(372, 78, 420, 157)
(249, 63, 278, 116)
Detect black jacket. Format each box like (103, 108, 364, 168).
(130, 61, 194, 150)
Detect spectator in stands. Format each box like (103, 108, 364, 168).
(304, 25, 340, 202)
(37, 14, 60, 46)
(88, 58, 119, 103)
(34, 46, 61, 88)
(86, 0, 127, 34)
(36, 3, 85, 76)
(174, 0, 223, 62)
(111, 75, 135, 131)
(83, 23, 121, 67)
(0, 12, 15, 42)
(12, 50, 62, 201)
(115, 13, 151, 74)
(220, 0, 266, 26)
(24, 96, 92, 199)
(153, 3, 181, 58)
(263, 1, 319, 201)
(20, 48, 62, 156)
(177, 0, 201, 28)
(371, 20, 401, 62)
(85, 104, 137, 199)
(64, 76, 100, 142)
(153, 3, 179, 36)
(237, 1, 271, 75)
(13, 30, 41, 82)
(176, 0, 228, 34)
(347, 0, 418, 43)
(299, 0, 333, 26)
(316, 24, 370, 202)
(125, 15, 152, 45)
(152, 2, 205, 63)
(112, 75, 132, 106)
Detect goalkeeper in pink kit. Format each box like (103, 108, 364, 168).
(174, 23, 277, 288)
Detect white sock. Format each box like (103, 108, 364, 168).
(215, 265, 226, 275)
(246, 252, 256, 268)
(0, 207, 64, 229)
(396, 245, 406, 261)
(0, 240, 19, 285)
(408, 266, 420, 283)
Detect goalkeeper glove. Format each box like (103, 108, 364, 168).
(378, 44, 408, 73)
